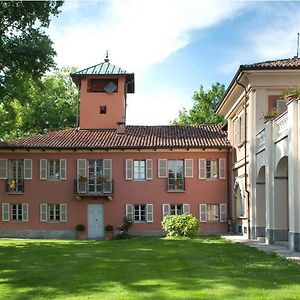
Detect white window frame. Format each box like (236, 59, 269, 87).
(133, 204, 147, 222)
(206, 159, 218, 179)
(48, 159, 61, 180)
(170, 204, 183, 215)
(207, 204, 220, 222)
(133, 160, 146, 180)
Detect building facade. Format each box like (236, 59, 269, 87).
(0, 58, 230, 239)
(217, 57, 300, 251)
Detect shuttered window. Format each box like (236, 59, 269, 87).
(40, 159, 47, 180)
(60, 159, 67, 180)
(125, 159, 133, 180)
(2, 203, 9, 221)
(146, 159, 153, 180)
(219, 158, 226, 179)
(146, 204, 153, 222)
(162, 204, 170, 218)
(183, 204, 190, 214)
(220, 204, 227, 222)
(198, 159, 206, 179)
(126, 204, 134, 220)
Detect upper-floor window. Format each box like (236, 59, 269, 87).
(268, 95, 287, 116)
(87, 79, 118, 93)
(133, 160, 146, 180)
(206, 159, 218, 179)
(40, 159, 66, 181)
(167, 160, 184, 191)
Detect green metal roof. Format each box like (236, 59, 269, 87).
(71, 59, 135, 93)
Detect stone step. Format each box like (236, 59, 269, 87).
(257, 236, 266, 243)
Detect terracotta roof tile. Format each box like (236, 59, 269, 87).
(241, 57, 300, 70)
(0, 125, 230, 150)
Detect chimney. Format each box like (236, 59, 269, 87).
(116, 122, 126, 134)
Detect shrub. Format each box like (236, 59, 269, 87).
(75, 224, 85, 232)
(162, 214, 200, 238)
(105, 225, 113, 232)
(118, 216, 134, 233)
(115, 232, 131, 240)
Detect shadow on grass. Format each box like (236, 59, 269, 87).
(0, 236, 299, 299)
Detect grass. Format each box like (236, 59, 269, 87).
(0, 236, 300, 300)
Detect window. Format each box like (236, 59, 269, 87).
(207, 204, 219, 222)
(268, 95, 287, 115)
(7, 160, 25, 193)
(100, 106, 107, 114)
(48, 159, 60, 180)
(170, 204, 183, 215)
(206, 160, 218, 179)
(40, 159, 66, 180)
(1, 203, 28, 222)
(134, 204, 146, 222)
(40, 203, 67, 222)
(126, 204, 153, 222)
(133, 160, 146, 180)
(87, 79, 118, 93)
(167, 160, 184, 191)
(49, 204, 60, 222)
(12, 204, 23, 221)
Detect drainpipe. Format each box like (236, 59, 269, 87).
(235, 78, 251, 239)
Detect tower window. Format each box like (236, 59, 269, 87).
(87, 79, 118, 93)
(100, 106, 107, 114)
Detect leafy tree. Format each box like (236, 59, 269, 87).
(171, 82, 225, 125)
(0, 67, 78, 140)
(0, 1, 63, 102)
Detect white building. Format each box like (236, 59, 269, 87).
(217, 57, 300, 252)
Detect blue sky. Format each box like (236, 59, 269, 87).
(48, 0, 300, 125)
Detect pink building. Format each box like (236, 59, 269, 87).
(0, 58, 230, 239)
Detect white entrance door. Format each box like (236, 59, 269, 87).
(88, 204, 104, 239)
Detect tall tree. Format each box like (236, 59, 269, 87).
(0, 1, 63, 102)
(0, 67, 78, 140)
(171, 82, 225, 125)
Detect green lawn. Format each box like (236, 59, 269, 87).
(0, 237, 299, 300)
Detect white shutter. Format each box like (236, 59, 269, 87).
(146, 159, 153, 180)
(40, 159, 47, 180)
(126, 204, 134, 220)
(198, 159, 206, 179)
(77, 159, 87, 193)
(219, 158, 226, 179)
(40, 203, 48, 222)
(22, 203, 29, 221)
(60, 159, 67, 180)
(24, 159, 32, 180)
(162, 204, 170, 218)
(158, 159, 168, 178)
(60, 204, 67, 222)
(183, 204, 190, 214)
(125, 159, 133, 180)
(0, 159, 7, 179)
(146, 204, 153, 222)
(199, 204, 207, 222)
(234, 117, 240, 146)
(103, 159, 112, 179)
(2, 203, 9, 221)
(184, 159, 193, 178)
(220, 204, 227, 222)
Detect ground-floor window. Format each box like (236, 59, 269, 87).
(40, 203, 67, 223)
(170, 204, 183, 215)
(162, 203, 190, 218)
(1, 203, 28, 222)
(199, 203, 227, 223)
(207, 204, 219, 222)
(126, 204, 153, 223)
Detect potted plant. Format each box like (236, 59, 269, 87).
(98, 176, 108, 183)
(79, 175, 87, 182)
(283, 88, 300, 102)
(264, 108, 278, 121)
(105, 225, 114, 240)
(75, 224, 86, 240)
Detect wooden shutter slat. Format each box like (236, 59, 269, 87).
(77, 159, 87, 193)
(146, 159, 153, 180)
(60, 204, 67, 222)
(40, 159, 47, 180)
(22, 203, 29, 221)
(146, 204, 153, 222)
(0, 159, 8, 179)
(125, 159, 133, 180)
(220, 204, 227, 222)
(2, 203, 9, 221)
(199, 204, 207, 222)
(199, 159, 206, 179)
(183, 204, 190, 214)
(158, 159, 167, 178)
(60, 159, 67, 180)
(162, 204, 170, 218)
(219, 158, 226, 179)
(126, 204, 134, 220)
(40, 203, 47, 222)
(184, 159, 193, 178)
(24, 159, 32, 180)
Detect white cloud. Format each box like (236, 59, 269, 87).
(126, 88, 191, 125)
(49, 0, 246, 72)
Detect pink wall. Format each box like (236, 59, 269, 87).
(0, 150, 229, 236)
(79, 75, 126, 129)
